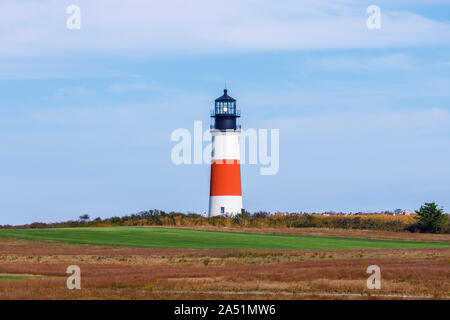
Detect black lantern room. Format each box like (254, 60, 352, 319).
(211, 89, 241, 130)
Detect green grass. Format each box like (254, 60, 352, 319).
(0, 227, 448, 250)
(0, 274, 48, 281)
(0, 275, 30, 281)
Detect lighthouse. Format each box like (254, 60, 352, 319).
(209, 89, 243, 217)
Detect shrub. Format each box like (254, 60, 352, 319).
(79, 214, 90, 221)
(5, 208, 448, 233)
(412, 202, 448, 233)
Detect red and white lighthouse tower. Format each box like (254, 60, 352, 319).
(209, 89, 243, 216)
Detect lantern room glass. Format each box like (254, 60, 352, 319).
(215, 101, 236, 115)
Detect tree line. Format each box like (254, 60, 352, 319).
(1, 203, 448, 234)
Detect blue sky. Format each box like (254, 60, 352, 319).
(1, 0, 450, 225)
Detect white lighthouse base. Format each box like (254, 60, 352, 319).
(209, 196, 243, 217)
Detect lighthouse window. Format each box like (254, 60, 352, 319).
(220, 207, 225, 214)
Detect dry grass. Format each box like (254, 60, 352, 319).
(0, 237, 449, 300)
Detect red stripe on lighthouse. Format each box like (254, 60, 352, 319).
(210, 159, 242, 196)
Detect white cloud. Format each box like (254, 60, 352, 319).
(309, 53, 416, 71)
(50, 86, 93, 99)
(107, 81, 168, 93)
(268, 108, 450, 138)
(1, 0, 449, 58)
(259, 108, 450, 186)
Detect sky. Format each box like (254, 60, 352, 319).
(1, 0, 450, 225)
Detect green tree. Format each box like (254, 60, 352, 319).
(79, 214, 90, 221)
(414, 202, 448, 233)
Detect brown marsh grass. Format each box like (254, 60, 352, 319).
(0, 235, 449, 300)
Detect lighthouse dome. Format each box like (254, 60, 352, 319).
(215, 89, 236, 103)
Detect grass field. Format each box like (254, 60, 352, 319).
(0, 273, 48, 281)
(0, 275, 30, 281)
(1, 227, 449, 299)
(0, 226, 448, 250)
